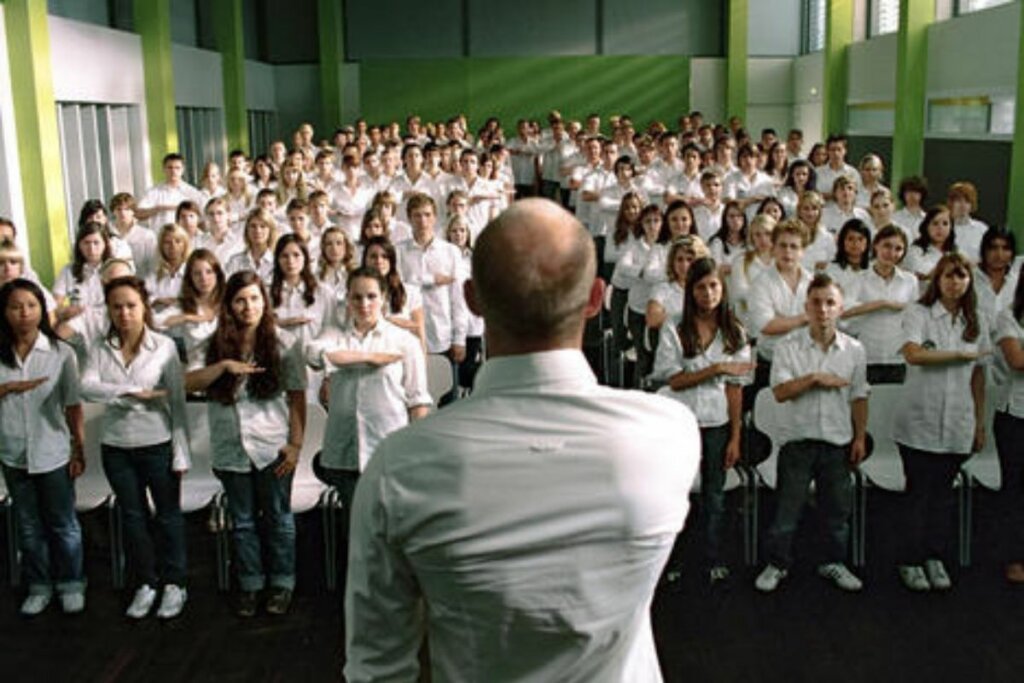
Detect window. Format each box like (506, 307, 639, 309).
(957, 0, 1014, 14)
(247, 110, 278, 158)
(927, 97, 991, 134)
(56, 102, 147, 243)
(803, 0, 826, 53)
(847, 102, 895, 134)
(870, 0, 900, 36)
(175, 106, 226, 186)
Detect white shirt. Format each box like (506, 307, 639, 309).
(747, 265, 813, 360)
(693, 203, 723, 242)
(892, 207, 925, 242)
(145, 264, 186, 304)
(903, 244, 944, 285)
(723, 169, 775, 209)
(273, 280, 334, 345)
(664, 170, 704, 203)
(954, 217, 989, 264)
(844, 265, 918, 363)
(820, 203, 871, 235)
(395, 237, 468, 353)
(345, 349, 699, 683)
(505, 136, 539, 185)
(893, 302, 990, 453)
(52, 263, 103, 308)
(225, 249, 275, 285)
(80, 330, 190, 471)
(973, 266, 1017, 330)
(653, 326, 751, 428)
(330, 181, 376, 243)
(115, 223, 159, 279)
(137, 181, 204, 230)
(537, 134, 575, 184)
(0, 335, 81, 473)
(162, 307, 218, 371)
(649, 281, 685, 327)
(995, 308, 1024, 418)
(194, 230, 243, 266)
(776, 186, 801, 219)
(771, 328, 869, 447)
(450, 176, 501, 239)
(207, 330, 308, 472)
(613, 239, 659, 313)
(597, 183, 646, 239)
(388, 172, 442, 222)
(306, 319, 431, 471)
(856, 183, 889, 209)
(802, 228, 837, 270)
(815, 163, 859, 198)
(729, 254, 773, 336)
(578, 166, 614, 234)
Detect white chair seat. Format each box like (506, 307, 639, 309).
(75, 403, 113, 511)
(859, 383, 906, 492)
(291, 403, 328, 513)
(180, 403, 223, 513)
(426, 354, 454, 405)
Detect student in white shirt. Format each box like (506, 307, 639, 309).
(250, 155, 277, 193)
(330, 156, 375, 243)
(867, 187, 896, 236)
(571, 136, 606, 232)
(614, 204, 663, 379)
(893, 252, 988, 592)
(109, 193, 158, 279)
(78, 199, 133, 266)
(755, 273, 868, 593)
(307, 191, 335, 248)
(723, 143, 775, 216)
(948, 181, 989, 264)
(856, 154, 888, 208)
(270, 234, 332, 345)
(785, 128, 805, 161)
(198, 161, 226, 207)
(797, 191, 836, 271)
(306, 267, 431, 513)
(764, 141, 790, 189)
(53, 222, 111, 317)
(226, 209, 278, 285)
(225, 168, 254, 229)
(730, 214, 777, 337)
(135, 153, 204, 230)
(317, 226, 356, 307)
(974, 228, 1019, 330)
(654, 257, 752, 583)
(453, 151, 502, 238)
(283, 198, 320, 266)
(446, 215, 485, 391)
(708, 201, 748, 272)
(185, 271, 307, 618)
(606, 193, 643, 362)
(892, 176, 929, 242)
(0, 241, 57, 321)
(693, 170, 725, 242)
(54, 259, 132, 362)
(815, 135, 859, 201)
(663, 142, 705, 207)
(821, 176, 872, 235)
(362, 236, 426, 349)
(161, 249, 223, 370)
(905, 205, 956, 287)
(146, 223, 191, 316)
(747, 219, 814, 389)
(506, 119, 539, 198)
(598, 156, 646, 248)
(275, 162, 309, 212)
(647, 234, 709, 332)
(368, 191, 412, 245)
(776, 159, 817, 219)
(824, 218, 872, 302)
(197, 196, 242, 265)
(842, 225, 917, 383)
(579, 140, 617, 250)
(81, 276, 190, 620)
(0, 279, 85, 617)
(993, 276, 1024, 584)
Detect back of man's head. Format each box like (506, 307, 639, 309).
(472, 199, 595, 348)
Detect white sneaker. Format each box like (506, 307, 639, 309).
(126, 584, 157, 619)
(60, 592, 86, 614)
(924, 559, 952, 590)
(156, 584, 187, 619)
(899, 565, 931, 592)
(818, 562, 863, 592)
(20, 594, 51, 617)
(755, 564, 788, 592)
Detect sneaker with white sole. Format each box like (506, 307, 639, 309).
(755, 564, 788, 592)
(126, 584, 157, 619)
(156, 585, 187, 619)
(60, 592, 86, 614)
(924, 559, 952, 590)
(899, 565, 931, 592)
(818, 562, 863, 592)
(20, 594, 51, 617)
(709, 565, 730, 585)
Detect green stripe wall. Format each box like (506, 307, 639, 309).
(359, 56, 691, 129)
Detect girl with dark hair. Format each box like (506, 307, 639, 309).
(825, 219, 872, 298)
(78, 198, 134, 265)
(973, 227, 1018, 328)
(271, 234, 331, 342)
(906, 205, 956, 287)
(185, 271, 307, 618)
(0, 279, 85, 616)
(797, 191, 835, 271)
(53, 222, 112, 312)
(708, 201, 748, 272)
(361, 236, 426, 349)
(653, 257, 752, 583)
(81, 276, 190, 619)
(892, 252, 988, 592)
(616, 204, 666, 379)
(777, 159, 816, 218)
(162, 249, 225, 369)
(606, 192, 644, 362)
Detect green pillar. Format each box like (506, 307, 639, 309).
(726, 0, 748, 124)
(822, 0, 854, 137)
(4, 0, 70, 283)
(318, 0, 345, 132)
(134, 0, 177, 180)
(1007, 2, 1024, 233)
(214, 0, 248, 154)
(891, 0, 934, 184)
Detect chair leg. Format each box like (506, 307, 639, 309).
(959, 470, 973, 568)
(857, 472, 868, 568)
(214, 493, 230, 592)
(322, 489, 337, 592)
(747, 471, 761, 566)
(4, 499, 19, 588)
(107, 497, 126, 590)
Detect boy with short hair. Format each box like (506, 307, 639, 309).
(110, 193, 158, 278)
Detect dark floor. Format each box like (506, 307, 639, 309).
(2, 487, 1023, 682)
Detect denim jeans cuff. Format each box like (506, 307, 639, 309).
(238, 574, 266, 592)
(27, 583, 54, 597)
(268, 573, 296, 591)
(56, 579, 87, 595)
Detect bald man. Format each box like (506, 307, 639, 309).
(344, 199, 700, 683)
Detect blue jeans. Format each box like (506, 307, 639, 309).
(1, 463, 85, 596)
(102, 441, 187, 587)
(765, 440, 853, 568)
(215, 464, 295, 592)
(897, 444, 966, 565)
(700, 425, 731, 566)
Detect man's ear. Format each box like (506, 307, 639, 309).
(584, 278, 605, 319)
(464, 279, 483, 317)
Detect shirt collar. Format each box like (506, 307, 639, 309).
(798, 327, 849, 352)
(473, 349, 597, 395)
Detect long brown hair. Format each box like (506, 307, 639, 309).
(678, 257, 746, 357)
(72, 222, 112, 282)
(271, 234, 319, 308)
(612, 192, 643, 246)
(919, 251, 980, 343)
(361, 236, 407, 313)
(179, 249, 225, 314)
(103, 276, 155, 355)
(206, 271, 282, 403)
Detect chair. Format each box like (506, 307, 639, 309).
(1, 472, 15, 587)
(76, 403, 121, 586)
(749, 388, 864, 567)
(958, 386, 1003, 567)
(426, 354, 454, 405)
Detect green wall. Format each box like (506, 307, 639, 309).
(359, 56, 691, 128)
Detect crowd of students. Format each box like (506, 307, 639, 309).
(1, 108, 1023, 622)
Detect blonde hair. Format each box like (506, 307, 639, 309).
(244, 208, 279, 253)
(156, 223, 192, 278)
(226, 168, 253, 204)
(796, 191, 823, 243)
(743, 214, 777, 274)
(665, 235, 709, 282)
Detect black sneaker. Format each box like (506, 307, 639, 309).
(236, 591, 259, 618)
(265, 587, 293, 616)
